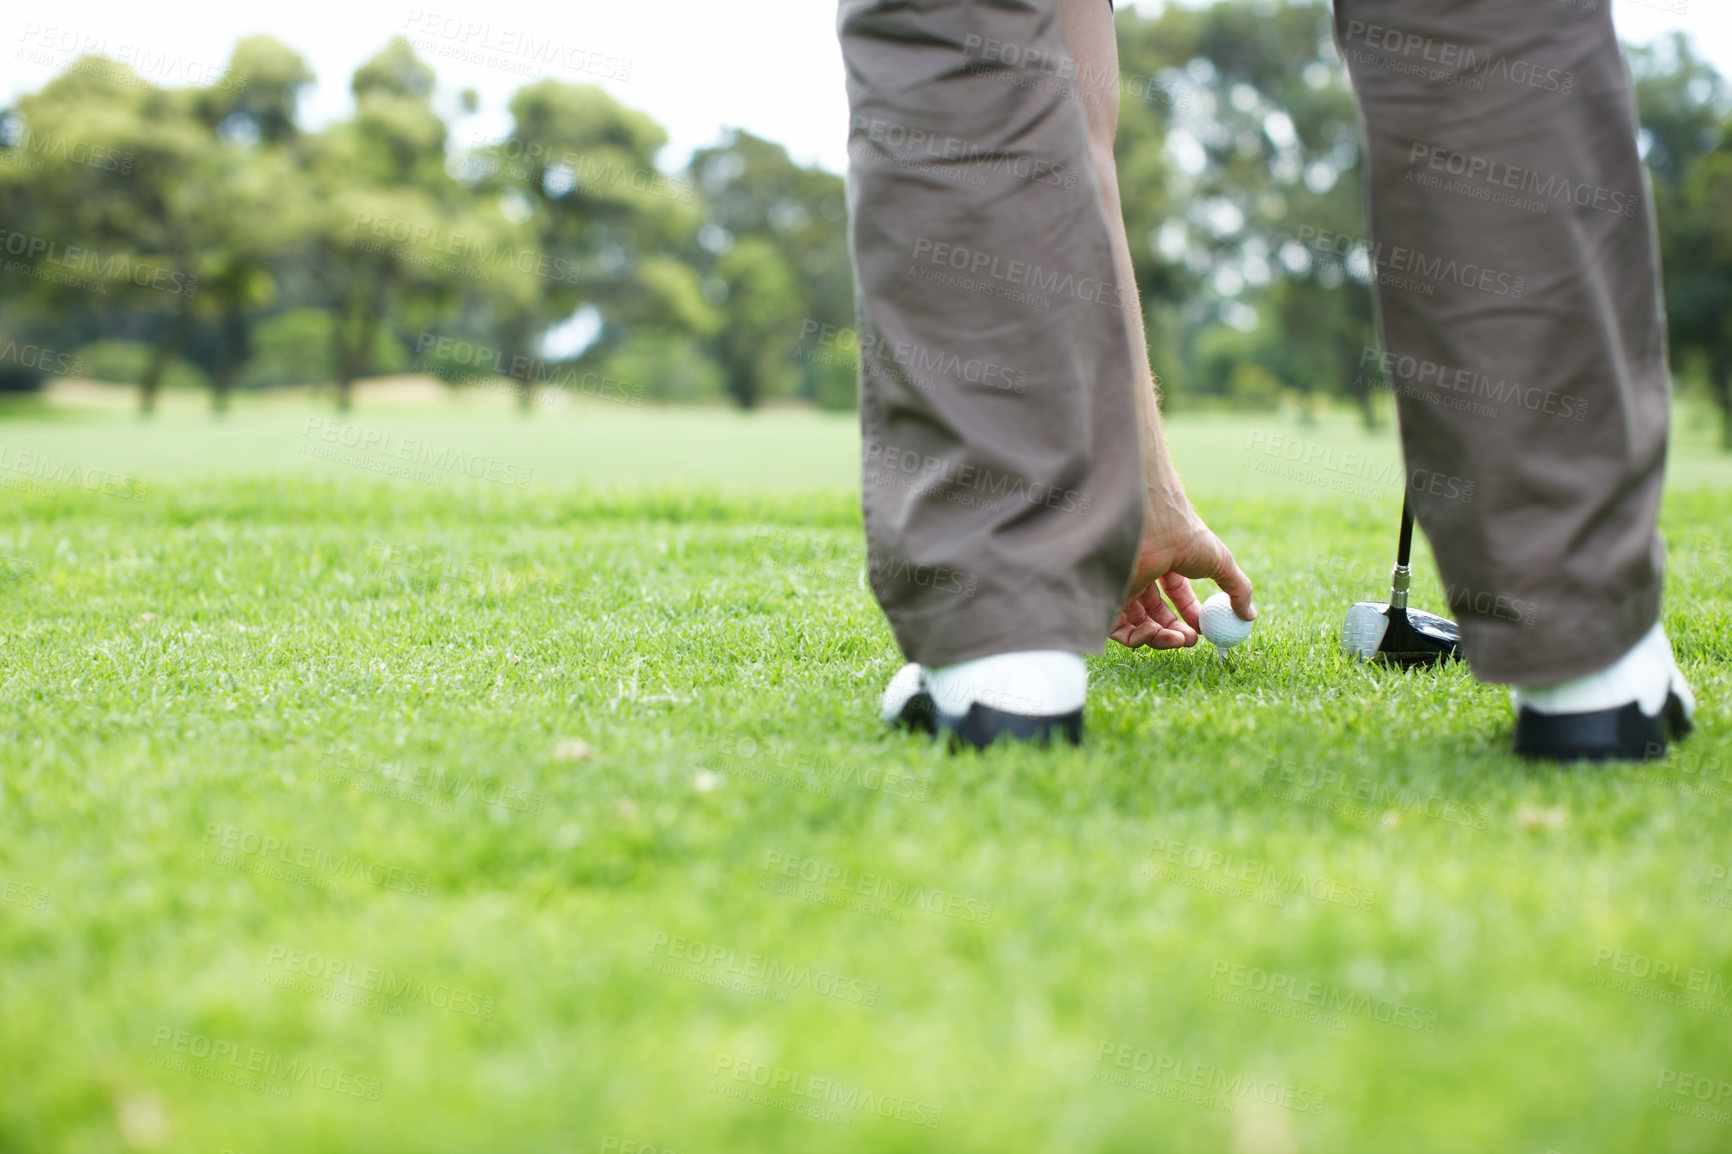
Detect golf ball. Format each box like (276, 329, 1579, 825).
(1199, 591, 1254, 655)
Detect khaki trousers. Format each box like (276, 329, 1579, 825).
(840, 0, 1670, 683)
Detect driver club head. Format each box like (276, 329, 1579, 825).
(1343, 601, 1463, 667)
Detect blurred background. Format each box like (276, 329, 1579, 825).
(4, 9, 1732, 1148)
(1, 0, 1728, 442)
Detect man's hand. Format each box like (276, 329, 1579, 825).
(1110, 512, 1255, 650)
(1055, 0, 1254, 652)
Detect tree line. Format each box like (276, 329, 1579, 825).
(0, 2, 1728, 443)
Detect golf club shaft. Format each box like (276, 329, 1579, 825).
(1390, 497, 1415, 610)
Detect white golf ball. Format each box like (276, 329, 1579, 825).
(1199, 591, 1254, 655)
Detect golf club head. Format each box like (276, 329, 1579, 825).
(1342, 602, 1391, 660)
(1342, 602, 1463, 667)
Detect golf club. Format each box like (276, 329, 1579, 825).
(1342, 497, 1464, 667)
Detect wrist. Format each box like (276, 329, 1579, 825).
(1142, 476, 1197, 537)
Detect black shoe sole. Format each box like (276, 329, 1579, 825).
(1513, 691, 1693, 763)
(940, 703, 1082, 751)
(888, 690, 938, 736)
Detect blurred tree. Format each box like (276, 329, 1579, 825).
(194, 35, 316, 147)
(188, 38, 317, 412)
(305, 37, 482, 410)
(1630, 35, 1728, 188)
(1115, 1, 1385, 417)
(1116, 1, 1382, 424)
(0, 61, 211, 413)
(70, 338, 210, 392)
(599, 330, 726, 404)
(1666, 145, 1732, 448)
(195, 146, 307, 412)
(3, 9, 1726, 434)
(709, 236, 802, 409)
(460, 79, 711, 409)
(688, 130, 851, 408)
(1631, 35, 1732, 448)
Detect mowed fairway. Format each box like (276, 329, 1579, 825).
(1, 399, 1730, 1153)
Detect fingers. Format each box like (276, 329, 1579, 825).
(1110, 585, 1197, 650)
(1108, 592, 1148, 648)
(1124, 615, 1189, 649)
(1203, 538, 1256, 621)
(1160, 571, 1203, 631)
(1115, 596, 1143, 641)
(1111, 527, 1256, 650)
(1142, 585, 1197, 648)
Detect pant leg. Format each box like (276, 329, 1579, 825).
(839, 0, 1144, 666)
(1334, 1, 1670, 684)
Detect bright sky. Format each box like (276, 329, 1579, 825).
(4, 0, 1727, 175)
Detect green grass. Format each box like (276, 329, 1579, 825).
(1, 404, 1729, 1153)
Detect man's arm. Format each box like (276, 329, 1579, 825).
(1059, 0, 1256, 649)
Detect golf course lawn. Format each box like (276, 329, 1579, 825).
(1, 402, 1729, 1153)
